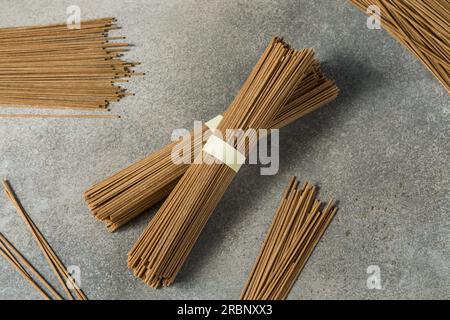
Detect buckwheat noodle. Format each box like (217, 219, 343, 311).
(128, 38, 318, 287)
(240, 177, 337, 300)
(0, 17, 141, 116)
(2, 180, 87, 300)
(350, 0, 450, 93)
(0, 233, 60, 300)
(85, 58, 338, 232)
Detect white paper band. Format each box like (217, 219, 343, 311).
(203, 134, 246, 172)
(205, 115, 223, 131)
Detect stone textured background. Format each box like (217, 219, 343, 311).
(0, 0, 448, 299)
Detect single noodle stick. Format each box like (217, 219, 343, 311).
(0, 114, 120, 119)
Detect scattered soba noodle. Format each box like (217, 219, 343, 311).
(0, 17, 141, 116)
(241, 177, 337, 300)
(1, 180, 87, 300)
(350, 0, 450, 93)
(0, 232, 62, 300)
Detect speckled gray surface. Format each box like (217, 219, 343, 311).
(0, 0, 448, 300)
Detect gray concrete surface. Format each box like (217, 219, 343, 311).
(0, 0, 448, 300)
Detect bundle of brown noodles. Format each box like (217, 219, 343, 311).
(128, 38, 319, 287)
(84, 60, 338, 231)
